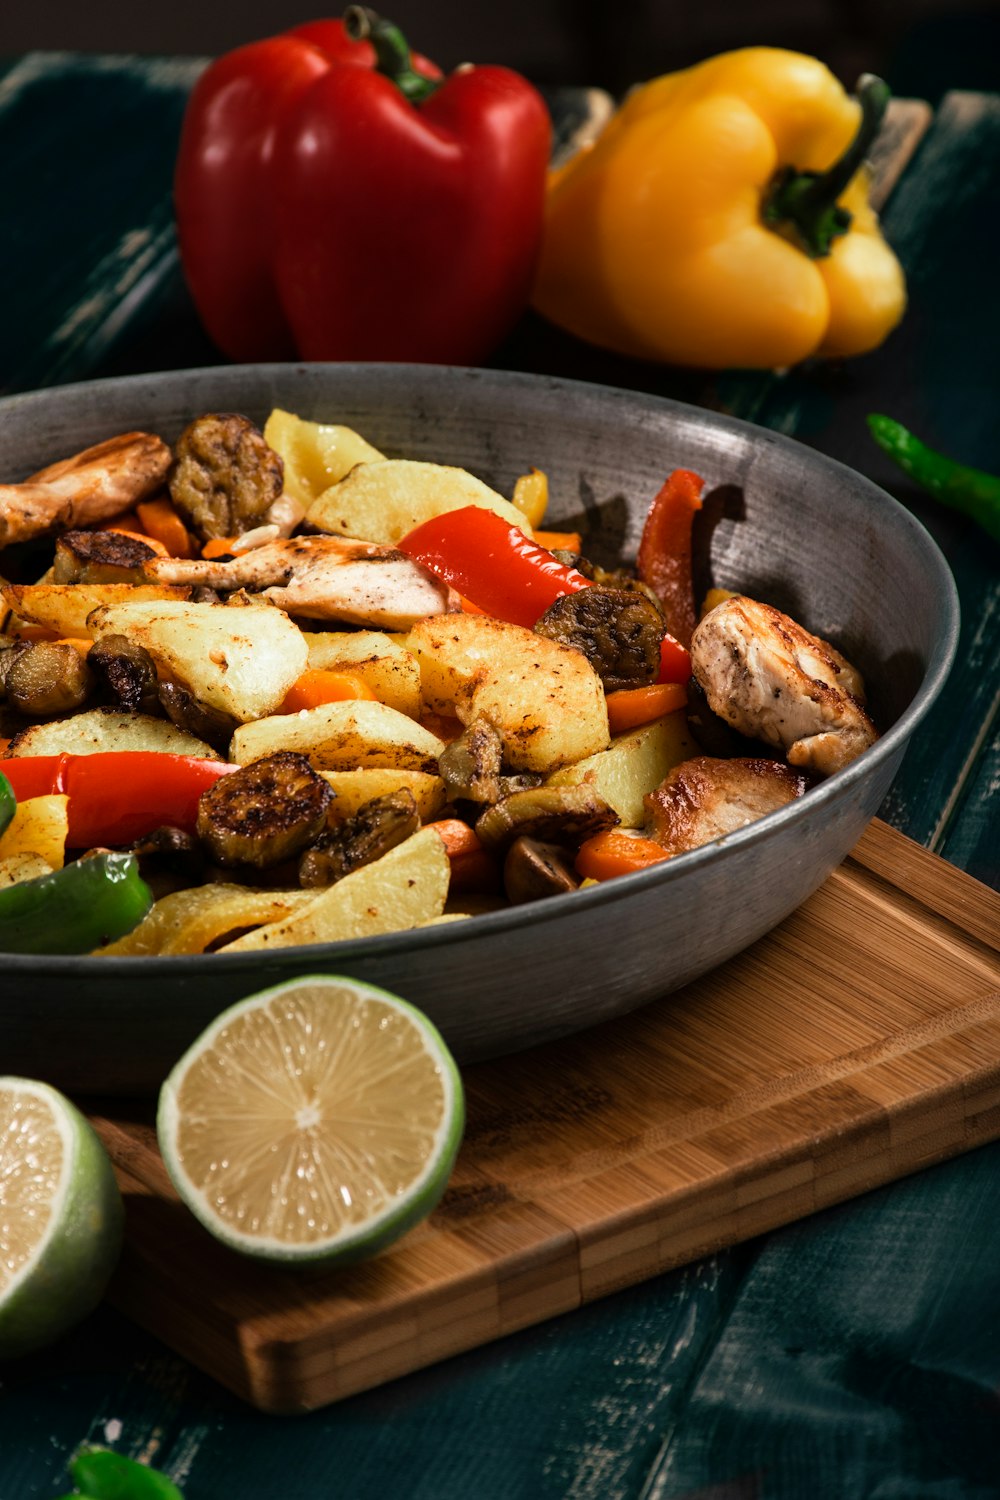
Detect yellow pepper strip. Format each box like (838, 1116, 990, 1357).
(532, 50, 907, 369)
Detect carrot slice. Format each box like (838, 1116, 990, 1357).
(575, 828, 671, 881)
(54, 638, 94, 657)
(135, 498, 195, 559)
(606, 680, 687, 735)
(278, 668, 377, 713)
(533, 529, 582, 553)
(426, 819, 501, 894)
(202, 536, 239, 559)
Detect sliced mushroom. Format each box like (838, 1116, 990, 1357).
(437, 718, 503, 804)
(534, 587, 664, 692)
(3, 641, 93, 717)
(126, 826, 206, 900)
(298, 789, 420, 888)
(53, 529, 158, 584)
(157, 680, 240, 757)
(196, 751, 333, 868)
(475, 782, 619, 853)
(503, 837, 580, 905)
(88, 633, 161, 715)
(168, 413, 284, 541)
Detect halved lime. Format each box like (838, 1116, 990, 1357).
(156, 976, 464, 1266)
(0, 1077, 124, 1359)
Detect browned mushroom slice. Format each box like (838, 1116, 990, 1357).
(503, 836, 581, 905)
(475, 783, 619, 853)
(298, 789, 420, 888)
(644, 755, 807, 855)
(437, 718, 503, 804)
(168, 413, 284, 541)
(3, 641, 93, 717)
(534, 587, 665, 692)
(157, 680, 240, 757)
(0, 432, 173, 547)
(52, 529, 159, 584)
(88, 634, 162, 715)
(196, 751, 332, 868)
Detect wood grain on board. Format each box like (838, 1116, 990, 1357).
(88, 818, 1000, 1415)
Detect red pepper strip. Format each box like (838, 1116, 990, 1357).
(658, 633, 693, 685)
(398, 507, 593, 630)
(0, 753, 234, 848)
(636, 469, 705, 651)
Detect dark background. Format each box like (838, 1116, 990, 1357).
(3, 0, 999, 101)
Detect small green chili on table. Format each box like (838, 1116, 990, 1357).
(867, 414, 1000, 543)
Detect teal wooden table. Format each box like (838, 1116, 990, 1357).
(1, 54, 998, 1500)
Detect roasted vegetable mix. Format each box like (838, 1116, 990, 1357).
(0, 405, 880, 956)
(532, 50, 906, 368)
(174, 8, 551, 364)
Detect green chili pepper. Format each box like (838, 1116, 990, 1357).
(55, 1444, 185, 1499)
(0, 772, 14, 839)
(0, 852, 151, 954)
(867, 414, 1000, 543)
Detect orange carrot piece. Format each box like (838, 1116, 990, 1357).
(426, 819, 501, 894)
(54, 638, 93, 657)
(606, 680, 687, 735)
(202, 536, 239, 559)
(8, 624, 60, 642)
(575, 828, 671, 881)
(135, 498, 195, 559)
(533, 529, 582, 553)
(96, 509, 142, 533)
(279, 668, 377, 714)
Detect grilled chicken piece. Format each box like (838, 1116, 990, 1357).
(645, 756, 807, 854)
(196, 751, 333, 868)
(145, 534, 450, 628)
(0, 432, 172, 547)
(690, 596, 877, 777)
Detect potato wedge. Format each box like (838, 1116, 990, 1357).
(303, 630, 422, 718)
(89, 598, 308, 723)
(97, 884, 317, 956)
(230, 699, 445, 772)
(546, 712, 698, 827)
(406, 613, 609, 772)
(218, 825, 449, 951)
(0, 794, 69, 869)
(306, 459, 529, 546)
(1, 582, 191, 639)
(318, 767, 447, 823)
(262, 409, 384, 507)
(6, 707, 217, 758)
(0, 852, 54, 888)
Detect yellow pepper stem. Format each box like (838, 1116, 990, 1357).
(763, 73, 890, 258)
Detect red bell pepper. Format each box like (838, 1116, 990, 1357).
(398, 507, 592, 629)
(0, 753, 234, 848)
(174, 9, 552, 365)
(636, 469, 705, 652)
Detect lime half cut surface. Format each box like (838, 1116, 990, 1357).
(156, 976, 465, 1266)
(0, 1077, 124, 1359)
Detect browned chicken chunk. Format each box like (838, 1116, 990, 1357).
(168, 413, 283, 540)
(644, 755, 807, 855)
(690, 596, 877, 777)
(145, 534, 450, 629)
(0, 432, 172, 546)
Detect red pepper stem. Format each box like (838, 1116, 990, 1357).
(343, 6, 439, 103)
(763, 73, 890, 258)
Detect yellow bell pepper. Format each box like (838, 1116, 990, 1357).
(532, 50, 907, 369)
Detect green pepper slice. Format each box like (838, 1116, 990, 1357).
(56, 1444, 185, 1498)
(0, 853, 152, 954)
(0, 772, 14, 839)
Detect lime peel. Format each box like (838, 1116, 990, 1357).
(156, 975, 464, 1267)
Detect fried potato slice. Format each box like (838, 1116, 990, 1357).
(319, 767, 447, 823)
(306, 459, 529, 546)
(263, 409, 385, 509)
(1, 582, 191, 639)
(217, 825, 449, 951)
(545, 712, 698, 827)
(406, 613, 609, 772)
(89, 598, 308, 723)
(0, 851, 54, 887)
(6, 708, 217, 758)
(0, 794, 69, 870)
(230, 699, 445, 772)
(96, 884, 318, 956)
(303, 629, 423, 718)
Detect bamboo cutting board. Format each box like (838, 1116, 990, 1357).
(88, 820, 1000, 1414)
